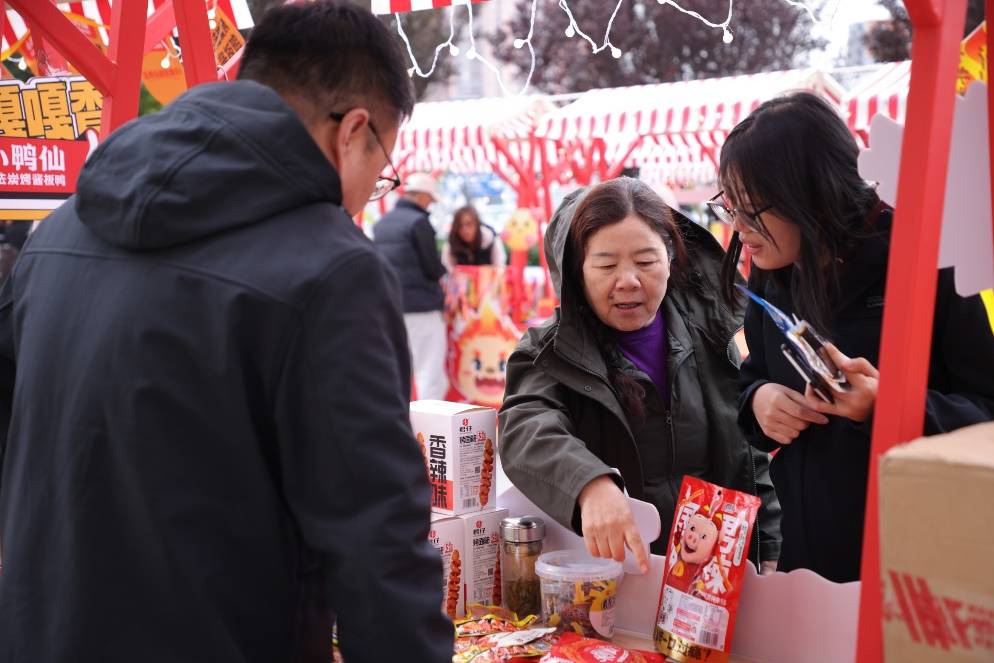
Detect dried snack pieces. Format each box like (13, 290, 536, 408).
(479, 437, 495, 507)
(447, 549, 463, 619)
(535, 551, 623, 639)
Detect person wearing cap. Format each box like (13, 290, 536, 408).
(374, 173, 449, 400)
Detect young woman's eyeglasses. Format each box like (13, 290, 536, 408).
(706, 191, 773, 230)
(328, 110, 402, 202)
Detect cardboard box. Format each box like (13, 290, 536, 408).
(411, 400, 497, 516)
(430, 513, 466, 621)
(879, 422, 994, 662)
(459, 508, 509, 609)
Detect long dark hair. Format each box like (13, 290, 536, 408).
(718, 92, 878, 332)
(566, 177, 688, 428)
(448, 206, 483, 263)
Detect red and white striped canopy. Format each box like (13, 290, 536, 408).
(2, 1, 254, 55)
(393, 95, 553, 175)
(370, 0, 488, 15)
(536, 68, 839, 143)
(536, 68, 842, 184)
(844, 61, 911, 133)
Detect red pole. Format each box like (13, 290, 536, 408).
(7, 0, 115, 94)
(144, 1, 176, 53)
(99, 0, 146, 136)
(172, 0, 217, 88)
(855, 1, 967, 661)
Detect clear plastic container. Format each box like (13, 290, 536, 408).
(535, 550, 624, 639)
(500, 516, 545, 617)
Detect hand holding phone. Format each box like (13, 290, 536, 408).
(802, 343, 880, 423)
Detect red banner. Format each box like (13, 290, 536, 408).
(0, 136, 87, 195)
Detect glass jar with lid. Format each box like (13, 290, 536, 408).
(500, 516, 545, 617)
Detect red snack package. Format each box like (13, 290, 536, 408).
(654, 477, 759, 663)
(539, 632, 664, 662)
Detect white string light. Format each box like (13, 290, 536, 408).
(396, 0, 539, 97)
(559, 0, 626, 59)
(395, 0, 828, 96)
(656, 0, 735, 43)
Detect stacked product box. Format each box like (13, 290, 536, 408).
(413, 400, 504, 619)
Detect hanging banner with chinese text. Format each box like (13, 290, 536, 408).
(0, 136, 88, 220)
(0, 76, 102, 140)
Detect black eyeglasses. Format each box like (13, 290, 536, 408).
(329, 110, 402, 202)
(706, 190, 773, 230)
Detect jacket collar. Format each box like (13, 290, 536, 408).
(551, 286, 706, 385)
(396, 198, 429, 214)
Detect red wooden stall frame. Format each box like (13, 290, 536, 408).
(5, 2, 993, 659)
(855, 0, 977, 660)
(6, 0, 227, 138)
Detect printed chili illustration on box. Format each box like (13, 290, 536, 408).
(410, 400, 497, 516)
(429, 513, 466, 620)
(654, 476, 759, 663)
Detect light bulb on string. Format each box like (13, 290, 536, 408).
(160, 54, 171, 69)
(391, 0, 825, 97)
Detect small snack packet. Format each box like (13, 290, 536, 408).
(453, 627, 556, 662)
(654, 477, 760, 663)
(539, 632, 664, 662)
(455, 612, 537, 638)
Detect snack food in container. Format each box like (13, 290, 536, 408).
(535, 550, 623, 639)
(501, 516, 545, 618)
(654, 476, 759, 663)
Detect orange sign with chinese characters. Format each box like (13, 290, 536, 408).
(143, 6, 246, 105)
(0, 76, 102, 140)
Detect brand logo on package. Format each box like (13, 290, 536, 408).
(462, 418, 470, 427)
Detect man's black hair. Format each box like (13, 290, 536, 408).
(238, 0, 415, 128)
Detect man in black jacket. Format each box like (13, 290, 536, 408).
(0, 3, 452, 662)
(374, 173, 449, 400)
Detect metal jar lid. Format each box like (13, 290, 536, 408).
(501, 516, 546, 543)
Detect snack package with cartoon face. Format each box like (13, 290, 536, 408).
(449, 304, 519, 409)
(654, 477, 760, 663)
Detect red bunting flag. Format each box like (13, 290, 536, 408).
(370, 0, 489, 15)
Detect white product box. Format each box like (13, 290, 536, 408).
(411, 400, 497, 516)
(429, 512, 466, 621)
(459, 508, 509, 609)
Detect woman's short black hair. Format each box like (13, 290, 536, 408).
(718, 92, 878, 332)
(239, 0, 415, 128)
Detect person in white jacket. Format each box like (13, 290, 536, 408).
(442, 205, 507, 269)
